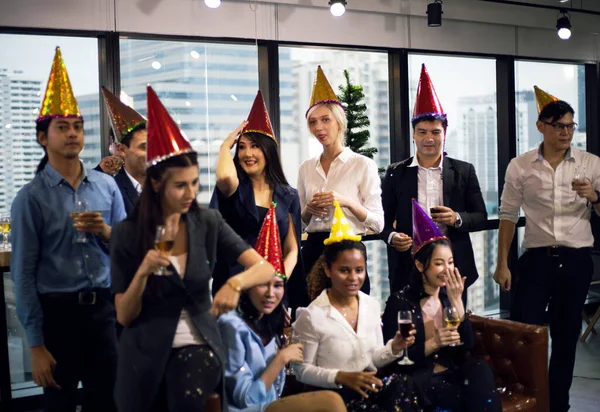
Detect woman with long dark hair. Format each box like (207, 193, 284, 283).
(210, 91, 303, 300)
(111, 87, 276, 412)
(381, 200, 501, 412)
(218, 205, 345, 412)
(293, 202, 419, 412)
(295, 67, 384, 311)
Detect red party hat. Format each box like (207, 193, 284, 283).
(254, 203, 286, 280)
(412, 64, 445, 120)
(242, 90, 277, 145)
(146, 85, 193, 166)
(412, 199, 448, 256)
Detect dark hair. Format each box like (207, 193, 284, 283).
(120, 122, 147, 148)
(411, 113, 448, 132)
(307, 240, 367, 301)
(129, 151, 200, 254)
(237, 280, 287, 346)
(35, 119, 52, 174)
(538, 101, 575, 123)
(233, 132, 289, 186)
(406, 238, 453, 302)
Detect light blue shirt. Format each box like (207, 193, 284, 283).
(10, 162, 126, 347)
(218, 311, 285, 412)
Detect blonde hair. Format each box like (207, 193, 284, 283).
(306, 103, 347, 146)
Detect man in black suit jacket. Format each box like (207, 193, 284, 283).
(381, 64, 487, 300)
(97, 87, 147, 216)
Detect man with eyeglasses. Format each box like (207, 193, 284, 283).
(494, 86, 600, 412)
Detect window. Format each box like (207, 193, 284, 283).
(0, 33, 101, 398)
(408, 54, 500, 313)
(515, 61, 586, 155)
(119, 39, 259, 206)
(279, 46, 391, 309)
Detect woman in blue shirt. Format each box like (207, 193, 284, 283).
(219, 271, 346, 412)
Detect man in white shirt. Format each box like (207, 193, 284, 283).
(381, 64, 487, 297)
(494, 88, 600, 412)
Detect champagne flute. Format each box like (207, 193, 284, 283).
(311, 187, 331, 223)
(397, 310, 414, 365)
(72, 196, 89, 244)
(572, 165, 589, 202)
(154, 224, 175, 275)
(0, 215, 10, 250)
(443, 306, 463, 347)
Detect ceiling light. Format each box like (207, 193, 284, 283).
(190, 50, 200, 59)
(151, 61, 162, 70)
(204, 0, 221, 8)
(427, 0, 443, 27)
(329, 0, 347, 17)
(230, 94, 238, 102)
(556, 10, 571, 40)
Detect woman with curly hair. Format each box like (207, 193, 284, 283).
(293, 202, 421, 412)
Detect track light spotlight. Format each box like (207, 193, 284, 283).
(427, 0, 443, 27)
(556, 10, 571, 40)
(329, 0, 347, 17)
(204, 0, 221, 8)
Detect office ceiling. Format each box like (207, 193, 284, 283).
(480, 0, 600, 14)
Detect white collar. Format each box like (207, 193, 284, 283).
(408, 153, 444, 170)
(124, 167, 142, 194)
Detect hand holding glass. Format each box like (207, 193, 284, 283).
(72, 197, 89, 243)
(443, 306, 463, 347)
(154, 224, 175, 275)
(312, 188, 332, 222)
(0, 215, 10, 250)
(397, 311, 414, 365)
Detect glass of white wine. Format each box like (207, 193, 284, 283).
(443, 306, 463, 347)
(72, 197, 89, 244)
(397, 310, 414, 365)
(154, 224, 175, 275)
(0, 214, 10, 250)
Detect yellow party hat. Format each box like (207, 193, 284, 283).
(323, 201, 362, 246)
(37, 47, 82, 123)
(306, 66, 344, 118)
(534, 85, 560, 114)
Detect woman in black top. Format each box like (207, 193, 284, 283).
(111, 150, 275, 412)
(382, 238, 501, 412)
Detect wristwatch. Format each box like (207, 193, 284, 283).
(592, 190, 600, 205)
(226, 278, 243, 293)
(454, 212, 463, 228)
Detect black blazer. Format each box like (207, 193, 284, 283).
(380, 156, 487, 293)
(110, 209, 250, 412)
(93, 165, 139, 216)
(113, 167, 140, 216)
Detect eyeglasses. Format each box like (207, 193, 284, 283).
(542, 121, 578, 132)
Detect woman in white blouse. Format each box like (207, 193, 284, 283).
(292, 219, 418, 410)
(291, 66, 384, 311)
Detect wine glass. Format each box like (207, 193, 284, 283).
(0, 214, 10, 250)
(443, 306, 463, 347)
(154, 224, 175, 275)
(311, 187, 331, 223)
(397, 310, 414, 365)
(281, 328, 301, 375)
(572, 165, 589, 202)
(72, 196, 89, 244)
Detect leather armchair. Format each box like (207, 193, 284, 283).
(470, 315, 549, 412)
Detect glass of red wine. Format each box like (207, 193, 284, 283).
(397, 310, 414, 365)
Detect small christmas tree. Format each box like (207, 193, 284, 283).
(337, 70, 378, 159)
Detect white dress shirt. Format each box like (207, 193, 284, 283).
(292, 290, 401, 389)
(297, 147, 384, 234)
(499, 145, 600, 249)
(124, 168, 143, 195)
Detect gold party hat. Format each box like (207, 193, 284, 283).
(306, 66, 344, 118)
(323, 201, 362, 246)
(37, 47, 82, 123)
(534, 85, 560, 114)
(101, 87, 146, 143)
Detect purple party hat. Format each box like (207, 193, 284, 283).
(412, 199, 448, 256)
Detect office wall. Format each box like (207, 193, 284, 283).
(0, 0, 598, 61)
